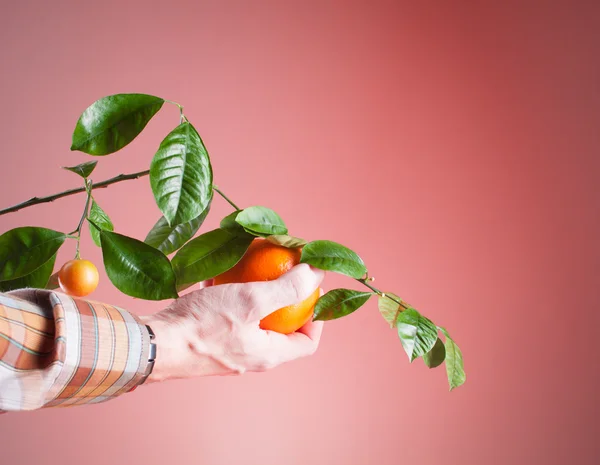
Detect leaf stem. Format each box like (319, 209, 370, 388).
(164, 99, 186, 124)
(213, 185, 241, 211)
(164, 99, 183, 110)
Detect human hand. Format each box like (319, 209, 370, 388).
(140, 264, 325, 383)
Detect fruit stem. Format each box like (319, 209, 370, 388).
(74, 180, 93, 259)
(213, 185, 241, 211)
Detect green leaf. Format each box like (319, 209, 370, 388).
(0, 254, 57, 292)
(396, 308, 438, 362)
(100, 231, 178, 300)
(300, 240, 367, 279)
(234, 206, 287, 236)
(219, 210, 263, 237)
(0, 227, 66, 281)
(266, 235, 307, 248)
(313, 288, 372, 321)
(220, 211, 268, 238)
(172, 228, 253, 286)
(219, 211, 245, 235)
(439, 327, 466, 390)
(46, 271, 60, 290)
(423, 337, 446, 369)
(242, 228, 267, 237)
(145, 198, 211, 255)
(378, 293, 409, 328)
(71, 93, 164, 155)
(176, 281, 197, 293)
(88, 201, 114, 247)
(62, 161, 98, 178)
(150, 122, 213, 226)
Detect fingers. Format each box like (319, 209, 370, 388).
(297, 318, 324, 342)
(244, 264, 324, 321)
(266, 319, 325, 363)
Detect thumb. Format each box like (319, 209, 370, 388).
(246, 264, 324, 321)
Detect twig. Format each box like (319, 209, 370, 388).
(355, 278, 406, 307)
(1, 170, 243, 217)
(0, 170, 150, 215)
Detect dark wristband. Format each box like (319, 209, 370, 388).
(138, 324, 157, 385)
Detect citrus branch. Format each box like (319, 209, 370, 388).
(0, 163, 406, 308)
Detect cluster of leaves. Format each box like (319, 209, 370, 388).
(0, 93, 465, 390)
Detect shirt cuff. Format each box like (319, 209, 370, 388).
(2, 289, 150, 410)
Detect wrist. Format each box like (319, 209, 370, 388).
(138, 305, 239, 381)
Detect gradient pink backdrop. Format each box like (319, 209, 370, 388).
(0, 1, 598, 464)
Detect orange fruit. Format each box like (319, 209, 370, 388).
(58, 259, 99, 297)
(214, 238, 319, 334)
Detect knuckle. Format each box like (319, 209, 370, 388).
(237, 285, 260, 308)
(281, 277, 303, 303)
(235, 285, 252, 303)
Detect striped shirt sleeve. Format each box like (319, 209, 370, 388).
(0, 289, 150, 412)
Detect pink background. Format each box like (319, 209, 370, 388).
(1, 1, 598, 464)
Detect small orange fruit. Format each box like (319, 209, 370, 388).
(58, 259, 99, 297)
(214, 238, 319, 334)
